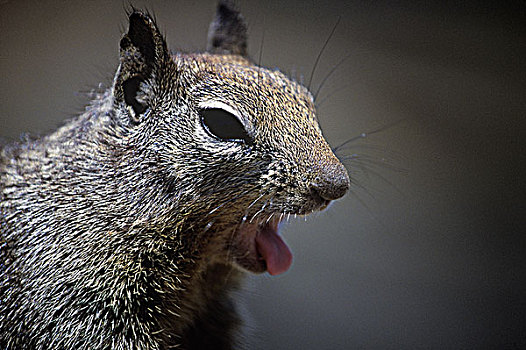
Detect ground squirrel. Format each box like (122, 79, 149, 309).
(0, 2, 349, 349)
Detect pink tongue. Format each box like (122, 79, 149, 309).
(255, 223, 293, 275)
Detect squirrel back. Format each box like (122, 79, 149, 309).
(0, 2, 349, 349)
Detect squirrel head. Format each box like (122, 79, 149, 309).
(110, 2, 349, 275)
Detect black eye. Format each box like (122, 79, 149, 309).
(199, 108, 252, 144)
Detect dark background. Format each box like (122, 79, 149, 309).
(1, 1, 524, 349)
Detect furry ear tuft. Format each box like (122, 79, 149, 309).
(207, 0, 248, 56)
(122, 12, 158, 64)
(114, 11, 168, 123)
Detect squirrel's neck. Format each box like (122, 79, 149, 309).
(177, 263, 245, 349)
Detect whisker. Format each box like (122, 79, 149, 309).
(349, 176, 377, 200)
(242, 188, 273, 224)
(247, 192, 267, 210)
(343, 154, 407, 174)
(343, 156, 372, 182)
(316, 82, 352, 108)
(338, 142, 403, 155)
(348, 161, 406, 197)
(250, 199, 269, 223)
(348, 187, 386, 227)
(342, 152, 395, 166)
(313, 52, 353, 101)
(333, 119, 407, 153)
(334, 133, 368, 152)
(307, 16, 341, 91)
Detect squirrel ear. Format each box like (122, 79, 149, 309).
(207, 0, 248, 56)
(115, 11, 169, 123)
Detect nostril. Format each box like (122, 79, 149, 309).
(310, 179, 349, 201)
(310, 164, 350, 201)
(309, 184, 328, 202)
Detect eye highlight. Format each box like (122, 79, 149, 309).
(199, 108, 252, 144)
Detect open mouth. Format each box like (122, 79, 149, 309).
(231, 216, 293, 276)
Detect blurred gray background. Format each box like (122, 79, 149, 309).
(1, 1, 524, 349)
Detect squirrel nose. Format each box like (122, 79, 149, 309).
(310, 161, 350, 201)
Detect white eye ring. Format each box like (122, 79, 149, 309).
(199, 101, 244, 125)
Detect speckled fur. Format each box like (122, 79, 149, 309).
(0, 2, 348, 349)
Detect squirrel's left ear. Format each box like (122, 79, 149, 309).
(207, 0, 248, 56)
(114, 11, 169, 124)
